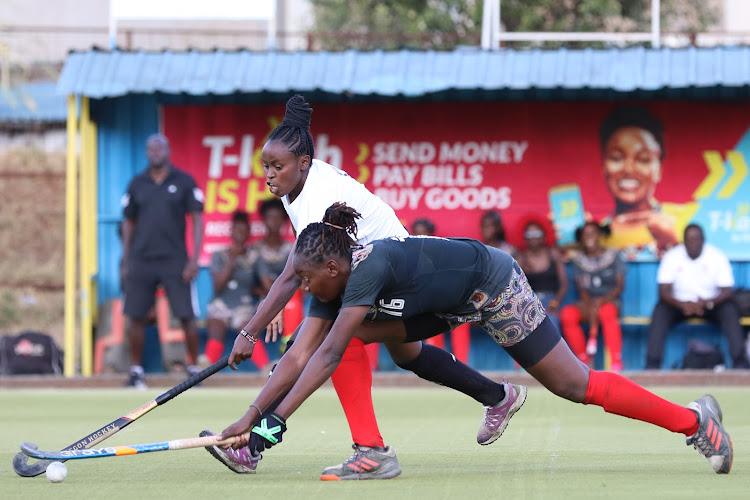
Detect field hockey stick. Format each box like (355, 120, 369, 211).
(20, 431, 251, 461)
(12, 355, 229, 477)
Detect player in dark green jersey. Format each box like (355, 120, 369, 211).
(219, 203, 734, 476)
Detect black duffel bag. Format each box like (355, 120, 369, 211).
(0, 331, 63, 375)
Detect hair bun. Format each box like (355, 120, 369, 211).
(283, 94, 313, 128)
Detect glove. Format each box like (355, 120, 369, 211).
(249, 413, 287, 453)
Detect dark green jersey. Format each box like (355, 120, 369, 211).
(308, 236, 515, 321)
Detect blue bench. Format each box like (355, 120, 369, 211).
(139, 261, 750, 374)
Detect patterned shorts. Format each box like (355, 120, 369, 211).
(437, 262, 546, 347)
(206, 299, 256, 330)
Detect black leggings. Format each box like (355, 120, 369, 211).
(404, 313, 560, 369)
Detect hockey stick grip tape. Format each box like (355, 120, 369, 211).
(156, 356, 229, 404)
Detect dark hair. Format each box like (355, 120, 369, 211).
(574, 221, 611, 243)
(231, 210, 250, 225)
(146, 133, 169, 149)
(411, 218, 436, 235)
(684, 223, 704, 238)
(259, 198, 288, 219)
(599, 106, 665, 160)
(295, 203, 360, 265)
(267, 94, 315, 160)
(481, 210, 506, 241)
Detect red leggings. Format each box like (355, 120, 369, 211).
(560, 302, 622, 366)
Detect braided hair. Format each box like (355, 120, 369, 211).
(267, 94, 315, 159)
(295, 203, 361, 266)
(574, 220, 612, 243)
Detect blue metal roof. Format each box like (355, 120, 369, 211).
(0, 81, 66, 123)
(57, 46, 750, 99)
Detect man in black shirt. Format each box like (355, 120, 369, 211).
(120, 134, 204, 388)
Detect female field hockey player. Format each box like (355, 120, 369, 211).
(219, 203, 733, 477)
(203, 96, 516, 480)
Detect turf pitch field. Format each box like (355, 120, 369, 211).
(1, 385, 749, 499)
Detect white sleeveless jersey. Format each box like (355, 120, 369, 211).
(282, 159, 408, 243)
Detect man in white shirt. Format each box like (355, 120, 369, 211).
(645, 224, 749, 369)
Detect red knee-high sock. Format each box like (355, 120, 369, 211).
(250, 341, 270, 370)
(584, 370, 699, 435)
(560, 305, 587, 362)
(204, 338, 225, 364)
(599, 303, 622, 364)
(364, 343, 380, 371)
(330, 337, 384, 448)
(450, 324, 471, 364)
(426, 333, 446, 350)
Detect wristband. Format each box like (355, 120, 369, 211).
(240, 329, 258, 345)
(249, 403, 262, 416)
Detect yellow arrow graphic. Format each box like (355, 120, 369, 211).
(355, 143, 371, 183)
(355, 143, 370, 164)
(717, 151, 748, 199)
(694, 151, 726, 199)
(561, 199, 579, 218)
(356, 165, 370, 184)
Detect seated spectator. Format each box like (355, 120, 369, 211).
(254, 199, 294, 298)
(253, 199, 294, 363)
(480, 210, 517, 257)
(516, 216, 568, 332)
(645, 223, 750, 369)
(560, 222, 625, 372)
(411, 218, 435, 238)
(201, 211, 262, 367)
(410, 217, 471, 365)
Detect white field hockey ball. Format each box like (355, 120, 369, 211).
(46, 461, 67, 482)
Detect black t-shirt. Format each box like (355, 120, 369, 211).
(122, 166, 204, 261)
(308, 236, 514, 321)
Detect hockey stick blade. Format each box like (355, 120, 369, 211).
(20, 432, 251, 461)
(12, 356, 229, 477)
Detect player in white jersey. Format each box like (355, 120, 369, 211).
(202, 95, 510, 480)
(281, 158, 408, 245)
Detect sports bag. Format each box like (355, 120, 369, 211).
(733, 288, 750, 317)
(681, 339, 725, 370)
(0, 331, 64, 375)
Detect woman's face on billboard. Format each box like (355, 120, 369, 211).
(602, 126, 662, 208)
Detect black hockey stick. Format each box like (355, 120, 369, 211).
(12, 355, 229, 477)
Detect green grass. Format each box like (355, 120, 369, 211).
(1, 386, 749, 499)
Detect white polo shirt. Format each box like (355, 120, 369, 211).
(282, 159, 408, 243)
(656, 242, 735, 302)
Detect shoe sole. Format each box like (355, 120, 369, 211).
(199, 431, 256, 474)
(320, 465, 402, 481)
(479, 384, 528, 446)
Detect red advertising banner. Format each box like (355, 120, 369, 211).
(164, 100, 750, 264)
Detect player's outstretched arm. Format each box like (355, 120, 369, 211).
(220, 316, 333, 444)
(275, 306, 369, 421)
(229, 246, 300, 369)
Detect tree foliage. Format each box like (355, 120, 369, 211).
(308, 0, 720, 50)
